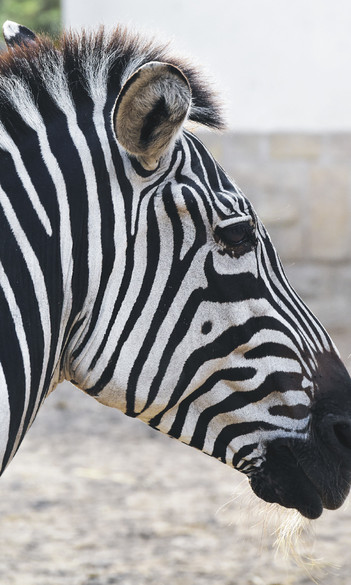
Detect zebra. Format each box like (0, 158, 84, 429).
(0, 20, 351, 522)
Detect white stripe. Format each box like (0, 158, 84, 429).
(0, 78, 74, 415)
(0, 121, 52, 236)
(2, 21, 20, 40)
(67, 103, 127, 369)
(43, 63, 103, 329)
(0, 185, 51, 430)
(0, 363, 10, 470)
(257, 226, 326, 354)
(0, 260, 31, 458)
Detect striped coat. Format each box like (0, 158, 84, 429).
(0, 21, 350, 520)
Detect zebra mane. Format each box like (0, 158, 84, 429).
(0, 26, 225, 130)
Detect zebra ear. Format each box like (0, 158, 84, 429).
(2, 21, 37, 49)
(113, 62, 191, 171)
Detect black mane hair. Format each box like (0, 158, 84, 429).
(0, 25, 225, 130)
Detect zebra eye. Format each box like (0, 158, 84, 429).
(219, 223, 249, 245)
(214, 220, 256, 256)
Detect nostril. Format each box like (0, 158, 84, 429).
(333, 422, 351, 450)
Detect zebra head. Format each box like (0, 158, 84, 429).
(2, 23, 351, 520)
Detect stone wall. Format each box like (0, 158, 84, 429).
(198, 131, 351, 341)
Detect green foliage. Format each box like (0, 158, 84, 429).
(0, 0, 61, 38)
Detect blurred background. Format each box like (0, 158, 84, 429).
(0, 0, 60, 37)
(1, 2, 351, 585)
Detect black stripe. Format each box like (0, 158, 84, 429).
(168, 367, 256, 440)
(212, 421, 278, 463)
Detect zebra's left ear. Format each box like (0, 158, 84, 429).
(2, 21, 37, 48)
(113, 62, 191, 171)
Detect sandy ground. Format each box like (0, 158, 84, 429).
(0, 333, 351, 585)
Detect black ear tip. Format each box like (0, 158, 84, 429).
(3, 20, 37, 48)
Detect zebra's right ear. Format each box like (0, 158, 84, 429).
(113, 62, 191, 171)
(2, 21, 37, 49)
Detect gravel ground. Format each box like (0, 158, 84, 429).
(0, 334, 351, 585)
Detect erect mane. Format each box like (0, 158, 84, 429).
(0, 25, 224, 130)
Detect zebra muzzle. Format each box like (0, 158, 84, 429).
(249, 350, 351, 519)
(249, 413, 351, 519)
(249, 441, 324, 519)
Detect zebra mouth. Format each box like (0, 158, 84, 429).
(249, 437, 351, 519)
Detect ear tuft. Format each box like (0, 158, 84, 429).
(114, 62, 191, 171)
(3, 21, 37, 49)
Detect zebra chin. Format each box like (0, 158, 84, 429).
(249, 352, 351, 520)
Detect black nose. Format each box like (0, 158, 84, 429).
(330, 418, 351, 451)
(315, 412, 351, 452)
(311, 351, 351, 456)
